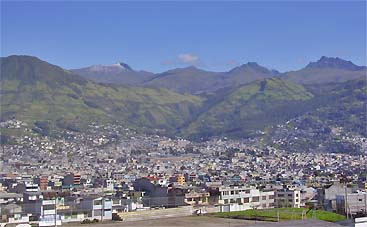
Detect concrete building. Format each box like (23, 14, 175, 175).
(79, 195, 112, 221)
(176, 175, 186, 186)
(275, 187, 301, 208)
(184, 190, 210, 206)
(317, 182, 355, 212)
(218, 185, 275, 212)
(63, 174, 81, 189)
(336, 190, 367, 216)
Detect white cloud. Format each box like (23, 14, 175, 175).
(178, 53, 199, 64)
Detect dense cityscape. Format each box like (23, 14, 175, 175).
(1, 1, 367, 227)
(1, 120, 366, 226)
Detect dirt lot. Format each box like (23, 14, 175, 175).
(65, 216, 255, 227)
(65, 216, 344, 227)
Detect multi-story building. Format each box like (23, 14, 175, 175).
(184, 190, 210, 206)
(275, 187, 301, 208)
(25, 183, 39, 192)
(317, 182, 355, 212)
(79, 195, 112, 221)
(218, 185, 275, 212)
(336, 190, 367, 216)
(39, 176, 49, 191)
(38, 192, 62, 227)
(177, 175, 185, 185)
(63, 173, 81, 189)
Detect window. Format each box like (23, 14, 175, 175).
(94, 200, 102, 205)
(262, 196, 267, 200)
(231, 191, 234, 195)
(252, 197, 259, 202)
(43, 204, 55, 210)
(224, 199, 228, 204)
(269, 195, 274, 199)
(230, 199, 236, 203)
(94, 210, 102, 216)
(244, 198, 249, 203)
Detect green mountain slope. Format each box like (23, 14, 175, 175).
(182, 78, 314, 138)
(143, 63, 277, 94)
(1, 56, 204, 134)
(305, 77, 367, 136)
(263, 77, 367, 153)
(1, 55, 365, 149)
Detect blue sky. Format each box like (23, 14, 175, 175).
(1, 1, 366, 73)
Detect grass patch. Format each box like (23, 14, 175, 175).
(211, 208, 346, 223)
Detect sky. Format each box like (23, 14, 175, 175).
(1, 1, 366, 73)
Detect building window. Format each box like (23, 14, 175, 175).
(262, 196, 267, 200)
(252, 197, 259, 202)
(94, 210, 102, 216)
(244, 198, 249, 203)
(43, 204, 55, 210)
(94, 200, 102, 205)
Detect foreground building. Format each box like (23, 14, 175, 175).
(218, 185, 275, 212)
(336, 190, 367, 216)
(275, 187, 301, 208)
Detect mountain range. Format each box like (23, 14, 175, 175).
(71, 56, 366, 94)
(1, 55, 366, 149)
(71, 63, 155, 85)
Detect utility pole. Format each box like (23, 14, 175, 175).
(364, 192, 366, 216)
(54, 196, 57, 227)
(101, 195, 104, 222)
(345, 186, 348, 219)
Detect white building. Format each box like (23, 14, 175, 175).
(218, 185, 275, 212)
(275, 187, 301, 208)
